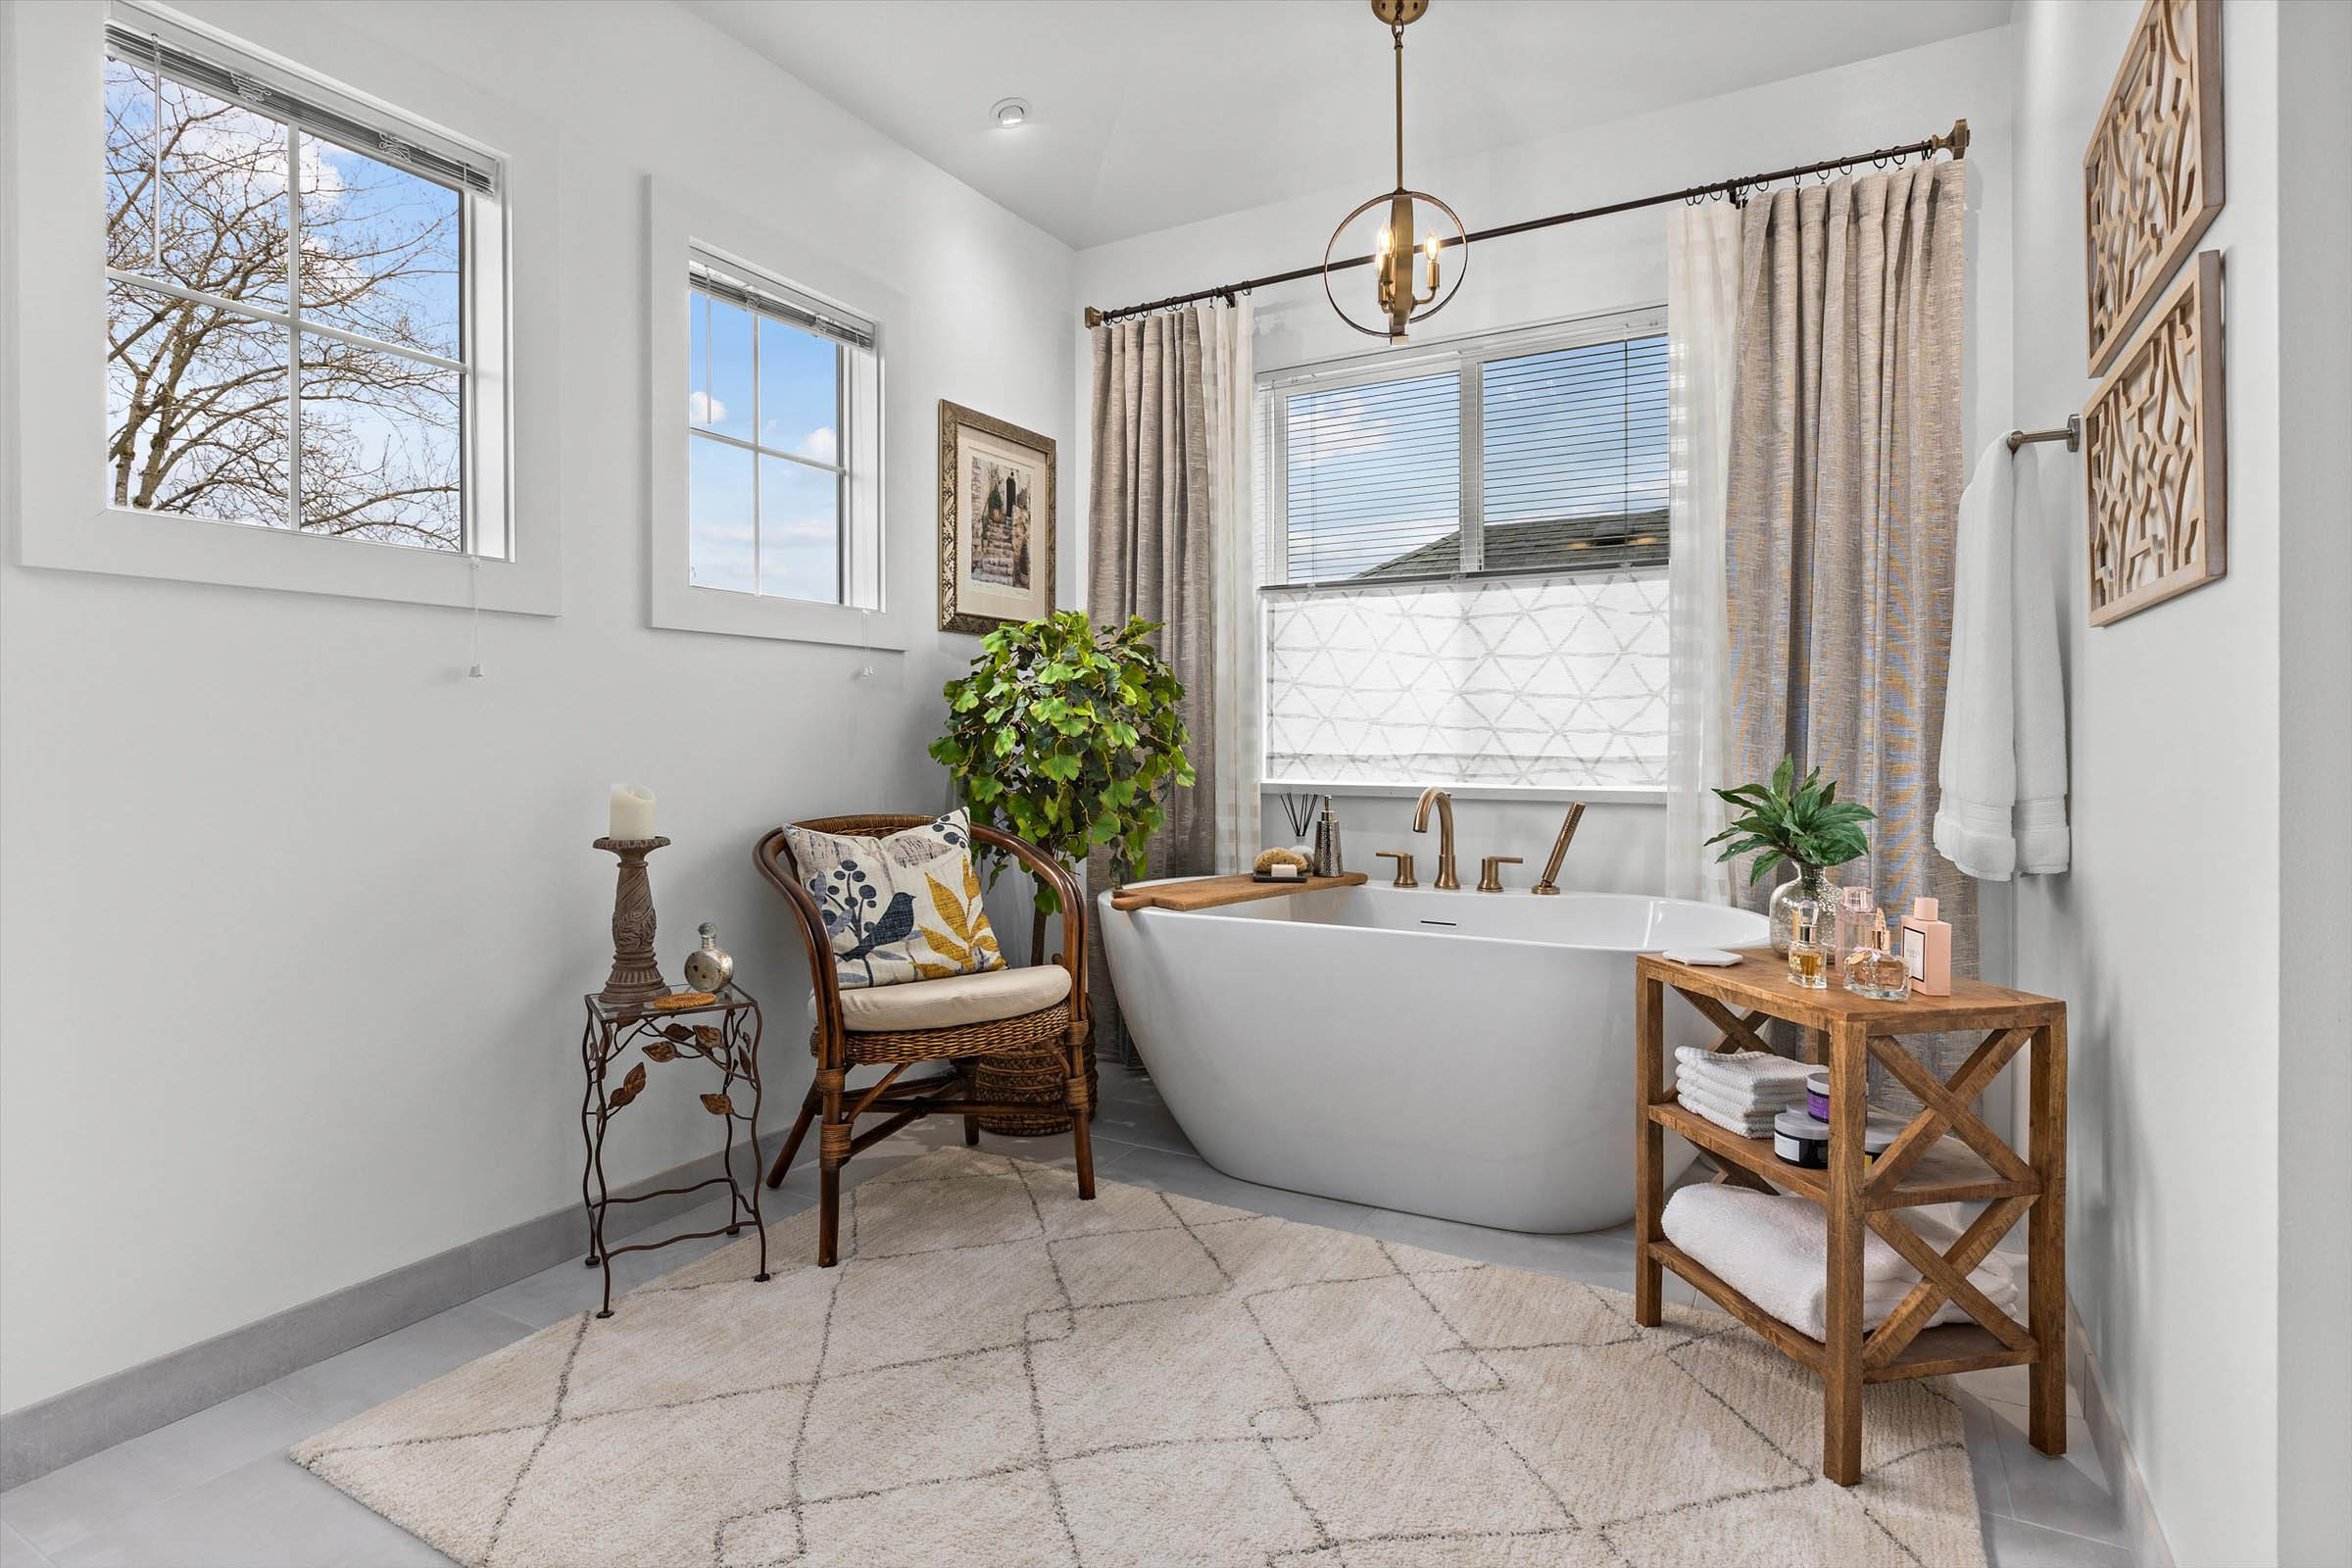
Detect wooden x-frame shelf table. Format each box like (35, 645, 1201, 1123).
(1634, 950, 2068, 1486)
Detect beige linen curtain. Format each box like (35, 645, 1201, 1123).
(1085, 308, 1220, 1060)
(1725, 162, 1975, 1097)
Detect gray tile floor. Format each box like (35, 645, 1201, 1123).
(0, 1068, 2134, 1567)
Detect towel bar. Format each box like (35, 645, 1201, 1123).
(2006, 415, 2081, 454)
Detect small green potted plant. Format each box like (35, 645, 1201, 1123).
(1706, 756, 1873, 954)
(929, 610, 1195, 956)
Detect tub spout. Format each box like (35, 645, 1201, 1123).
(1530, 802, 1587, 895)
(1411, 787, 1459, 890)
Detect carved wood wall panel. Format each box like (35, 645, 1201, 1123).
(2082, 251, 2225, 627)
(2082, 0, 2224, 375)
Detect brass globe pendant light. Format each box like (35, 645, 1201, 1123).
(1324, 0, 1466, 342)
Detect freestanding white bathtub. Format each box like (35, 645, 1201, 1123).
(1098, 881, 1769, 1233)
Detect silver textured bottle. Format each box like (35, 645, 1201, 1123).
(682, 922, 735, 992)
(1312, 796, 1344, 877)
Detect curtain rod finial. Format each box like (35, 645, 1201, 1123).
(1083, 306, 1104, 329)
(1941, 119, 1971, 159)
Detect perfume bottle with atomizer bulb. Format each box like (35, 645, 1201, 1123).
(1841, 911, 1910, 1001)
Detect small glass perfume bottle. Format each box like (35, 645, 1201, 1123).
(1842, 910, 1911, 1000)
(1786, 903, 1829, 989)
(1834, 884, 1877, 970)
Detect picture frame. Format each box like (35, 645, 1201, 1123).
(937, 401, 1055, 635)
(2082, 0, 2224, 375)
(2082, 251, 2226, 626)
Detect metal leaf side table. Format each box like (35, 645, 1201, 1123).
(578, 984, 768, 1318)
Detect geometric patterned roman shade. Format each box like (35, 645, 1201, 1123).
(1263, 569, 1669, 789)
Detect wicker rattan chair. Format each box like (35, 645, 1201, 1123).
(756, 814, 1095, 1265)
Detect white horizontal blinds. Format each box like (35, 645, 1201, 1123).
(689, 257, 875, 353)
(1282, 370, 1460, 583)
(1480, 332, 1669, 573)
(102, 21, 497, 195)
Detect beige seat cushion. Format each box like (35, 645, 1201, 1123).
(838, 963, 1071, 1033)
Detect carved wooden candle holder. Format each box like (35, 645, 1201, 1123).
(594, 836, 672, 1005)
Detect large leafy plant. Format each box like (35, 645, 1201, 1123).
(929, 611, 1195, 913)
(1706, 756, 1874, 886)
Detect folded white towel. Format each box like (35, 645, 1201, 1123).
(1674, 1047, 1813, 1093)
(1680, 1058, 1807, 1109)
(1674, 1077, 1779, 1135)
(1661, 1184, 2016, 1340)
(1936, 440, 2071, 880)
(1676, 1100, 1775, 1142)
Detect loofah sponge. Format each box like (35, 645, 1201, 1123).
(1253, 847, 1310, 874)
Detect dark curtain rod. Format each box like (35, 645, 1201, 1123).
(1083, 119, 1969, 328)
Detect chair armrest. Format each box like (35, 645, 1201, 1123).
(753, 827, 849, 1059)
(966, 823, 1088, 1024)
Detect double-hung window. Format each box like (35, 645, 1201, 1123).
(1261, 310, 1670, 791)
(685, 256, 878, 607)
(101, 16, 507, 556)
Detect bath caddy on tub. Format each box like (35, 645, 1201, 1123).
(1633, 951, 2068, 1486)
(1107, 871, 1365, 912)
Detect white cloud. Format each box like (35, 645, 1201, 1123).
(689, 390, 727, 424)
(796, 426, 837, 464)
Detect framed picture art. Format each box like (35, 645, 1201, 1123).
(2082, 0, 2224, 375)
(938, 401, 1055, 634)
(2083, 251, 2226, 625)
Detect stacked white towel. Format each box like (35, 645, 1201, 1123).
(1660, 1184, 2021, 1340)
(1673, 1047, 1812, 1139)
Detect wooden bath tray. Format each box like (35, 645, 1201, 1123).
(1107, 872, 1366, 912)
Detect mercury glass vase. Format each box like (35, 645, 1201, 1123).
(1768, 864, 1834, 956)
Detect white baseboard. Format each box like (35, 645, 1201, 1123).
(2070, 1298, 2176, 1568)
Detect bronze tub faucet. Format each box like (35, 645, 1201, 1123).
(1411, 786, 1459, 890)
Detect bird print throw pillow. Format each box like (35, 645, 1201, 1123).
(782, 811, 1006, 990)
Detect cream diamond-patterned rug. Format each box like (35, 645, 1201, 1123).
(292, 1150, 1987, 1567)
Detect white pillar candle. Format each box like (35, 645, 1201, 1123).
(609, 784, 657, 841)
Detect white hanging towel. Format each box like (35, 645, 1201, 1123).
(1935, 441, 2071, 879)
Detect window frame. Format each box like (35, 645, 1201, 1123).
(1260, 304, 1670, 590)
(647, 177, 906, 650)
(1257, 305, 1673, 802)
(5, 0, 560, 614)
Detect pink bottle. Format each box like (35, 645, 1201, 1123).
(1900, 898, 1952, 996)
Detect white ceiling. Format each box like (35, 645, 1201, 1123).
(680, 0, 2012, 250)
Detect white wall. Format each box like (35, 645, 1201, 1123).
(1070, 27, 2015, 912)
(2269, 5, 2352, 1559)
(0, 0, 1076, 1413)
(2008, 3, 2351, 1562)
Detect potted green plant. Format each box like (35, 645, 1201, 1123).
(1706, 756, 1874, 954)
(929, 611, 1195, 955)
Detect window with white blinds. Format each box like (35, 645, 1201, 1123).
(1260, 309, 1671, 792)
(683, 249, 882, 610)
(1269, 313, 1668, 586)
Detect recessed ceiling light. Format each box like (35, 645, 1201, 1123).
(990, 98, 1031, 130)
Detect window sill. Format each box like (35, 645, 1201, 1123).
(18, 505, 560, 615)
(648, 581, 909, 651)
(1262, 779, 1665, 807)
